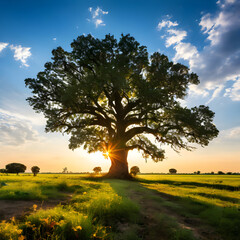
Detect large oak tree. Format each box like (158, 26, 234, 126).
(25, 34, 219, 179)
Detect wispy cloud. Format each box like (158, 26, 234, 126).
(0, 107, 45, 126)
(157, 0, 240, 102)
(220, 125, 240, 140)
(206, 85, 224, 104)
(0, 42, 8, 52)
(224, 78, 240, 101)
(10, 44, 31, 67)
(0, 111, 38, 146)
(88, 6, 108, 27)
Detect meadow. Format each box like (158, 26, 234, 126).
(0, 174, 239, 240)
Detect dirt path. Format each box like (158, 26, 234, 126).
(0, 194, 72, 221)
(126, 183, 222, 240)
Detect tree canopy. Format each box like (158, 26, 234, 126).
(25, 34, 219, 178)
(169, 168, 177, 174)
(31, 166, 40, 176)
(130, 166, 140, 176)
(93, 167, 102, 174)
(6, 163, 26, 175)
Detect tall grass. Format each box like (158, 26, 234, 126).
(1, 174, 239, 239)
(0, 174, 140, 239)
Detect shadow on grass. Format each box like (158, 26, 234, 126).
(196, 192, 240, 204)
(137, 178, 240, 191)
(133, 180, 240, 240)
(44, 176, 239, 239)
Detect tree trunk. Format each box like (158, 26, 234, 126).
(105, 149, 132, 179)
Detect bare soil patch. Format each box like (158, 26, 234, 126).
(0, 194, 72, 221)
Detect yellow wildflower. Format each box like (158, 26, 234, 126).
(18, 236, 25, 240)
(76, 226, 82, 230)
(73, 225, 82, 231)
(33, 204, 37, 211)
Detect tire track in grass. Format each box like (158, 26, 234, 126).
(125, 182, 222, 240)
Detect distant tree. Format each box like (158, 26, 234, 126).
(218, 171, 225, 175)
(169, 168, 177, 174)
(25, 34, 219, 179)
(211, 171, 214, 174)
(6, 163, 26, 175)
(197, 171, 200, 174)
(93, 167, 102, 174)
(227, 172, 232, 175)
(0, 169, 7, 173)
(62, 167, 68, 174)
(130, 166, 140, 176)
(31, 166, 40, 176)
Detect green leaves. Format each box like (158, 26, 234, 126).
(25, 34, 218, 162)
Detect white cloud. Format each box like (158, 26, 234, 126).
(157, 20, 178, 30)
(0, 42, 8, 52)
(0, 108, 45, 126)
(224, 78, 240, 101)
(88, 6, 108, 28)
(157, 0, 240, 102)
(199, 9, 234, 46)
(217, 0, 236, 8)
(220, 126, 240, 140)
(53, 38, 57, 41)
(206, 85, 224, 104)
(95, 19, 105, 27)
(199, 13, 215, 34)
(188, 85, 209, 98)
(0, 111, 38, 146)
(10, 44, 31, 67)
(173, 42, 198, 65)
(166, 29, 187, 47)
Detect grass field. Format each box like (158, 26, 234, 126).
(0, 173, 239, 240)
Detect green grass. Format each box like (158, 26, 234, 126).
(0, 173, 239, 239)
(0, 174, 140, 239)
(137, 174, 240, 240)
(0, 174, 88, 200)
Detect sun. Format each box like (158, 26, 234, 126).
(102, 150, 111, 159)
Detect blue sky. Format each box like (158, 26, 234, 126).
(0, 0, 239, 173)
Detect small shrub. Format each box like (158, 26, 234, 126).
(169, 168, 177, 174)
(93, 167, 102, 174)
(130, 166, 140, 177)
